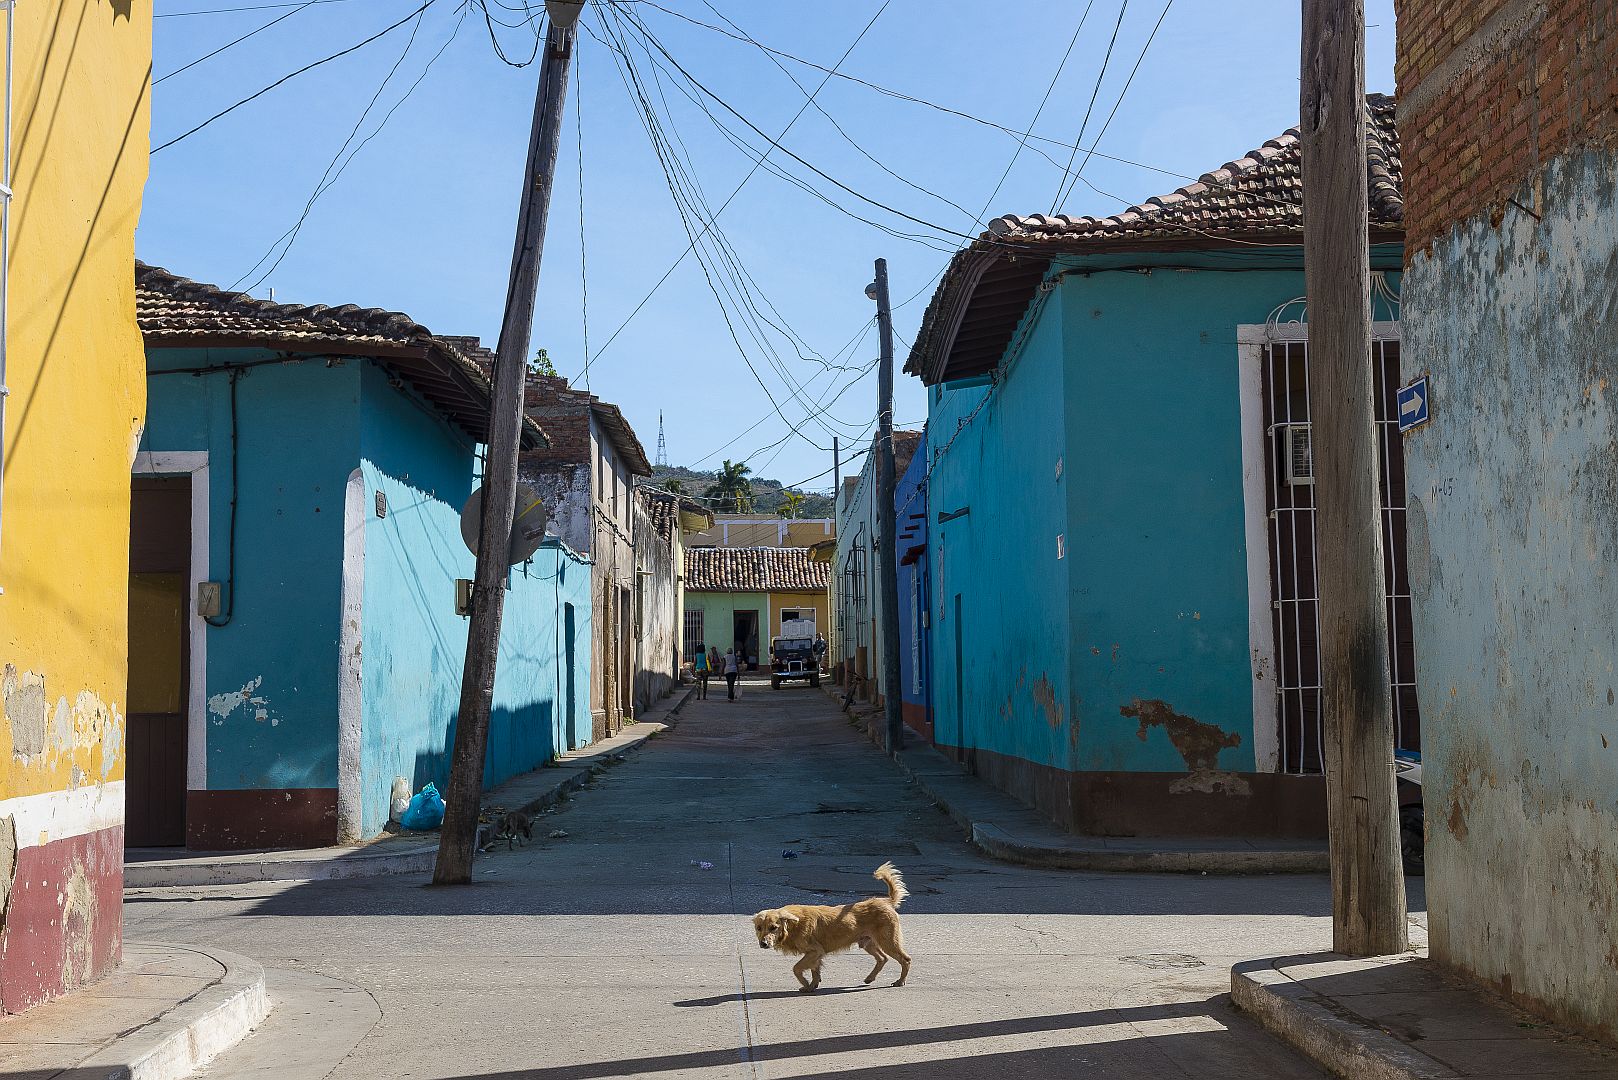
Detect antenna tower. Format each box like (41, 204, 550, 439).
(655, 411, 668, 468)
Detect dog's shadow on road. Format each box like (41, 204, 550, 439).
(675, 986, 874, 1007)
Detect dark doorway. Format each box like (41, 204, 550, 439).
(564, 603, 578, 752)
(127, 476, 191, 847)
(732, 610, 759, 670)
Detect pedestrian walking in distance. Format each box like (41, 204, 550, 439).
(723, 647, 741, 701)
(708, 645, 722, 681)
(813, 632, 828, 673)
(693, 644, 710, 700)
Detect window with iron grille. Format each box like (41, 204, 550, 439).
(1262, 334, 1421, 773)
(682, 609, 704, 664)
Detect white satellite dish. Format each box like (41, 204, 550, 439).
(460, 482, 549, 566)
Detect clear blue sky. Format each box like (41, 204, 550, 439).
(143, 0, 1397, 491)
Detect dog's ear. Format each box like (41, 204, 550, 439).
(777, 912, 800, 927)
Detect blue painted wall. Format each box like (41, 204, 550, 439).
(357, 360, 593, 835)
(145, 349, 353, 792)
(144, 349, 593, 839)
(925, 249, 1403, 782)
(928, 288, 1074, 771)
(895, 429, 931, 736)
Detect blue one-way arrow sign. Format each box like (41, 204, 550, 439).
(1397, 376, 1430, 433)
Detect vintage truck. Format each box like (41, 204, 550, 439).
(770, 618, 821, 690)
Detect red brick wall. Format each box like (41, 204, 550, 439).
(1395, 0, 1618, 251)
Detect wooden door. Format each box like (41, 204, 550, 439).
(127, 476, 190, 847)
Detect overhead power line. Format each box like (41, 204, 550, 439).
(156, 0, 358, 16)
(155, 0, 317, 84)
(1049, 0, 1129, 214)
(153, 0, 438, 154)
(576, 0, 891, 381)
(1053, 0, 1175, 212)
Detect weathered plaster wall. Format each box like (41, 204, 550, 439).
(358, 361, 593, 836)
(631, 499, 679, 714)
(0, 0, 152, 1011)
(1403, 148, 1618, 1040)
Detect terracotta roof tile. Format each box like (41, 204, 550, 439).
(136, 263, 545, 449)
(979, 96, 1399, 245)
(684, 546, 828, 592)
(905, 96, 1402, 385)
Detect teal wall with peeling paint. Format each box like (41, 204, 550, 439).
(143, 348, 592, 842)
(925, 250, 1404, 788)
(144, 348, 352, 793)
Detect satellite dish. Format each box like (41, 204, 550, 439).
(460, 482, 549, 566)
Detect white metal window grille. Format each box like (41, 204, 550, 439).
(682, 609, 704, 664)
(1263, 335, 1421, 774)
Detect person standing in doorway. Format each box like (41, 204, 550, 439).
(723, 647, 741, 701)
(692, 643, 710, 700)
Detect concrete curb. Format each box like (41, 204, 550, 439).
(496, 683, 697, 824)
(849, 696, 1330, 875)
(972, 822, 1332, 874)
(1231, 957, 1458, 1080)
(125, 843, 439, 888)
(74, 943, 271, 1080)
(127, 685, 698, 888)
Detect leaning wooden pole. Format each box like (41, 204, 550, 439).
(435, 2, 581, 885)
(1300, 0, 1407, 954)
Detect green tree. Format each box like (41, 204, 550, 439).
(528, 347, 558, 377)
(780, 492, 805, 519)
(705, 459, 754, 513)
(664, 479, 686, 495)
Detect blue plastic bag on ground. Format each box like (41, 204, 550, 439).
(399, 782, 446, 831)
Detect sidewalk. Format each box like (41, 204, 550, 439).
(125, 684, 697, 888)
(0, 941, 267, 1080)
(1233, 950, 1618, 1078)
(833, 690, 1329, 874)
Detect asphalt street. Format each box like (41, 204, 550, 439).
(126, 676, 1376, 1079)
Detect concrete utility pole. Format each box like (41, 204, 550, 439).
(1300, 0, 1407, 954)
(868, 259, 903, 754)
(435, 0, 583, 886)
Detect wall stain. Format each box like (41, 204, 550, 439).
(1122, 697, 1241, 772)
(1031, 675, 1063, 730)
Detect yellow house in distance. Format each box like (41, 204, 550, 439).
(682, 548, 829, 671)
(0, 0, 151, 1013)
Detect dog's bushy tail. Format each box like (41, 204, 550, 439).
(873, 861, 908, 907)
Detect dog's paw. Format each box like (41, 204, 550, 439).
(891, 979, 906, 987)
(798, 985, 817, 994)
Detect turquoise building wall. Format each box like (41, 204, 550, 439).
(145, 349, 353, 797)
(143, 349, 591, 845)
(357, 361, 593, 836)
(924, 249, 1402, 829)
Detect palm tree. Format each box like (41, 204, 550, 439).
(665, 479, 686, 495)
(705, 459, 754, 512)
(780, 492, 805, 519)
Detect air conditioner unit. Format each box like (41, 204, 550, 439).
(1284, 423, 1314, 486)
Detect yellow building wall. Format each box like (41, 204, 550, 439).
(0, 0, 150, 1014)
(1, 0, 151, 802)
(766, 593, 827, 638)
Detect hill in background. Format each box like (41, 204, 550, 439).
(643, 464, 835, 519)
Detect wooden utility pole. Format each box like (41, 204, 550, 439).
(435, 0, 583, 885)
(1300, 0, 1407, 954)
(870, 259, 904, 754)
